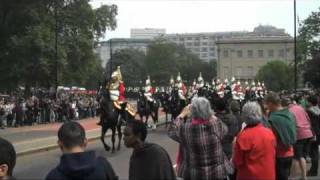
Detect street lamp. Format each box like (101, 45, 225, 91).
(109, 39, 113, 79)
(294, 0, 298, 92)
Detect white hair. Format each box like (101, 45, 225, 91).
(191, 97, 213, 120)
(242, 102, 262, 126)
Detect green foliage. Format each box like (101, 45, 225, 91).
(303, 54, 320, 88)
(298, 7, 320, 87)
(145, 40, 216, 85)
(256, 60, 294, 91)
(110, 49, 147, 86)
(0, 0, 117, 91)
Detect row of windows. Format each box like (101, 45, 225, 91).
(171, 36, 216, 41)
(223, 49, 290, 58)
(185, 42, 213, 46)
(223, 66, 257, 78)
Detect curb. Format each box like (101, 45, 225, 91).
(16, 118, 171, 157)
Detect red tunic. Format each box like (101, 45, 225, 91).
(119, 82, 125, 101)
(233, 124, 276, 180)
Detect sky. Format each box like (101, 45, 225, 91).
(89, 0, 320, 40)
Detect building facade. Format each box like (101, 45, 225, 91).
(130, 28, 166, 39)
(216, 37, 294, 80)
(164, 25, 291, 63)
(96, 38, 152, 67)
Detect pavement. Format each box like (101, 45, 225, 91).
(0, 112, 169, 156)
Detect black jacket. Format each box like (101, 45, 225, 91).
(45, 151, 117, 180)
(129, 143, 176, 180)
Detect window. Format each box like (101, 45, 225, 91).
(279, 49, 285, 57)
(201, 53, 208, 57)
(202, 42, 208, 46)
(210, 36, 215, 40)
(210, 52, 215, 57)
(247, 50, 253, 58)
(224, 66, 230, 78)
(187, 48, 191, 51)
(193, 48, 199, 52)
(194, 42, 200, 46)
(210, 47, 215, 51)
(195, 37, 200, 40)
(236, 67, 242, 77)
(258, 50, 264, 58)
(202, 36, 208, 40)
(237, 50, 243, 58)
(186, 42, 193, 46)
(268, 50, 274, 58)
(179, 37, 184, 41)
(223, 50, 229, 57)
(187, 37, 193, 40)
(172, 37, 177, 41)
(247, 66, 254, 77)
(201, 47, 208, 52)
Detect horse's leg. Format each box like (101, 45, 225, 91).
(117, 123, 122, 151)
(100, 125, 110, 151)
(111, 126, 116, 153)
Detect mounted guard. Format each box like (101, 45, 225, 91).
(175, 72, 187, 101)
(144, 75, 155, 103)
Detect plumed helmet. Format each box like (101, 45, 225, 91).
(197, 72, 203, 82)
(231, 77, 235, 82)
(176, 72, 182, 82)
(170, 76, 174, 85)
(111, 66, 122, 81)
(146, 75, 151, 85)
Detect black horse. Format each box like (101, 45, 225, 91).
(157, 91, 172, 126)
(137, 90, 159, 127)
(97, 85, 134, 153)
(170, 87, 187, 120)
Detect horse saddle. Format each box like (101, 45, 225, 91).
(113, 101, 136, 117)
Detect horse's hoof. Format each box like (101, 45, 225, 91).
(104, 146, 110, 151)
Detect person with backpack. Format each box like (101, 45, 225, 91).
(306, 95, 320, 176)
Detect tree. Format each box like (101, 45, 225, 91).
(0, 0, 117, 91)
(256, 61, 294, 91)
(145, 40, 216, 86)
(107, 49, 147, 86)
(303, 53, 320, 88)
(298, 7, 320, 87)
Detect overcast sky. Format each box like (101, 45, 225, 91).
(89, 0, 320, 40)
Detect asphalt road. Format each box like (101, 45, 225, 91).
(14, 127, 178, 180)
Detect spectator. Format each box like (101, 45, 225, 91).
(124, 120, 176, 180)
(288, 100, 313, 180)
(168, 97, 233, 180)
(215, 98, 239, 159)
(265, 92, 296, 180)
(45, 122, 117, 180)
(233, 102, 276, 180)
(0, 137, 16, 180)
(229, 100, 243, 132)
(306, 95, 320, 176)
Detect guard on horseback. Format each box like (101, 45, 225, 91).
(175, 72, 187, 101)
(144, 76, 155, 103)
(97, 66, 135, 126)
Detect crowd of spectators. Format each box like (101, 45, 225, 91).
(1, 91, 320, 180)
(0, 92, 98, 129)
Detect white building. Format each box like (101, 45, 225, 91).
(165, 25, 290, 63)
(130, 28, 166, 39)
(96, 38, 152, 67)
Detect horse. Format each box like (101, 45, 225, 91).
(157, 91, 172, 126)
(137, 90, 159, 128)
(170, 87, 187, 120)
(97, 85, 135, 153)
